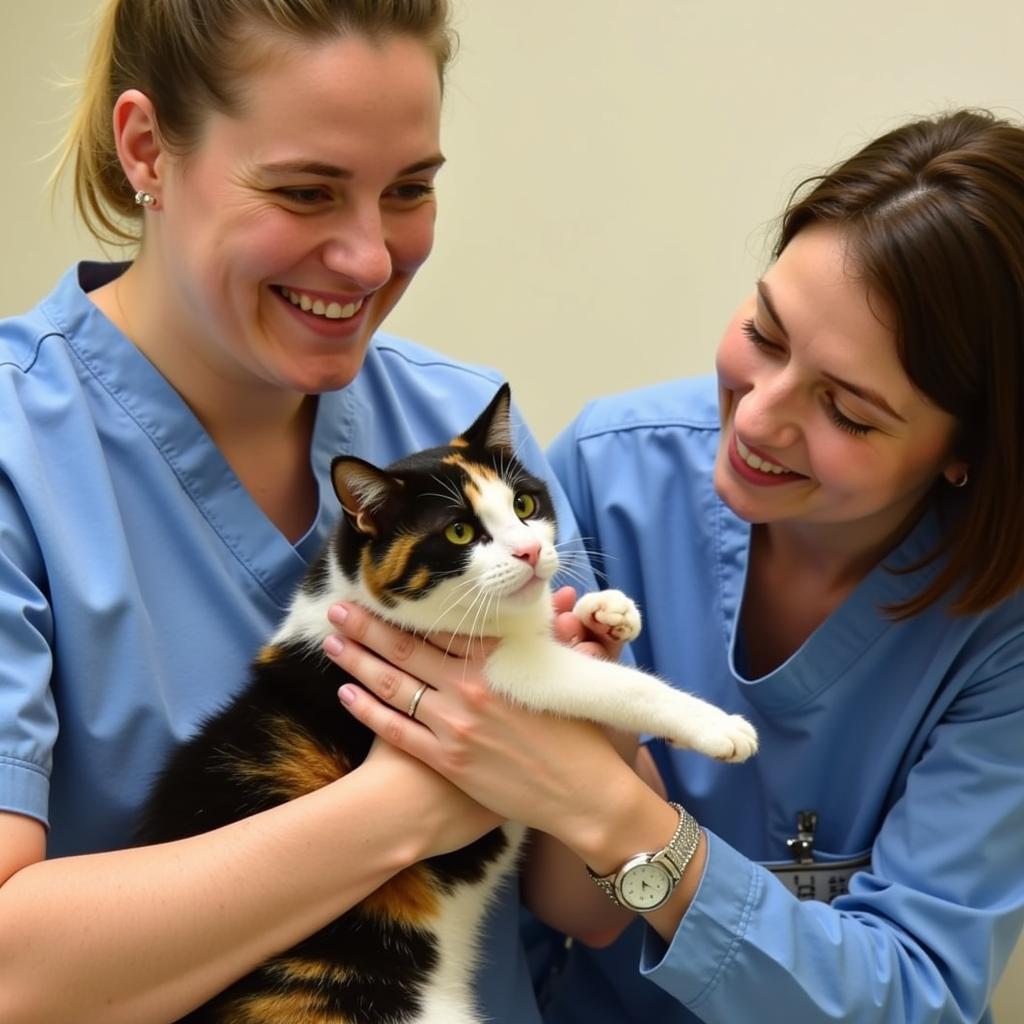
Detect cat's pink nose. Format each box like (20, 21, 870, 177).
(513, 541, 541, 568)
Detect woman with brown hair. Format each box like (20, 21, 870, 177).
(331, 109, 1024, 1023)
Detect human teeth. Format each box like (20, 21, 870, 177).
(736, 437, 787, 475)
(281, 288, 364, 320)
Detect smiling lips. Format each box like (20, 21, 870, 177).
(736, 437, 789, 475)
(278, 286, 365, 320)
(731, 436, 805, 485)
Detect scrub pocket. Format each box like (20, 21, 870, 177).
(763, 848, 872, 902)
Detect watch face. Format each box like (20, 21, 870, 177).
(618, 861, 672, 910)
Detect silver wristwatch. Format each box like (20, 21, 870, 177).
(586, 802, 701, 913)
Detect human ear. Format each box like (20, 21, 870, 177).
(111, 89, 165, 206)
(943, 461, 970, 489)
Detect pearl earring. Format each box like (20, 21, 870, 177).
(134, 190, 157, 208)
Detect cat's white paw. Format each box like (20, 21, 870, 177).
(573, 590, 642, 643)
(667, 712, 759, 764)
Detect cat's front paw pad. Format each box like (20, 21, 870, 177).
(669, 713, 759, 763)
(573, 590, 642, 642)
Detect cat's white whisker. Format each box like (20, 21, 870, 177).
(557, 557, 609, 584)
(556, 568, 600, 591)
(554, 538, 618, 561)
(421, 491, 466, 511)
(426, 597, 476, 633)
(454, 585, 493, 638)
(460, 591, 496, 681)
(425, 587, 483, 643)
(443, 596, 491, 663)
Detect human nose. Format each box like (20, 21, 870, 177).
(321, 204, 393, 291)
(733, 372, 803, 451)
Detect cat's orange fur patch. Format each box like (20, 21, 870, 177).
(226, 717, 348, 799)
(403, 566, 432, 594)
(361, 863, 441, 925)
(360, 533, 424, 602)
(442, 452, 499, 481)
(228, 988, 344, 1024)
(266, 957, 352, 988)
(254, 644, 283, 666)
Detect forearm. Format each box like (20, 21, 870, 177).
(521, 828, 631, 946)
(0, 763, 425, 1024)
(522, 743, 672, 945)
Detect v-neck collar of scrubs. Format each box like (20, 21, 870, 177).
(44, 262, 363, 608)
(721, 500, 945, 714)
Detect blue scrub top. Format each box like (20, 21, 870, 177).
(0, 261, 587, 1023)
(543, 375, 1024, 1024)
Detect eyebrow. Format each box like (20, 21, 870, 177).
(258, 155, 446, 179)
(755, 280, 907, 424)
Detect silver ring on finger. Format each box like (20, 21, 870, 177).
(407, 682, 429, 721)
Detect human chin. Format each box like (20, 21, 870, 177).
(270, 344, 373, 394)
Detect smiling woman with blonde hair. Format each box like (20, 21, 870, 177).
(0, 2, 590, 1021)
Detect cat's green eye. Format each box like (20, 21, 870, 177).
(514, 493, 537, 519)
(445, 521, 475, 545)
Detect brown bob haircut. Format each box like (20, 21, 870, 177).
(775, 109, 1024, 617)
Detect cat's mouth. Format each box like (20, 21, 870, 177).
(507, 575, 546, 599)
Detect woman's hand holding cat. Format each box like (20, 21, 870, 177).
(325, 602, 643, 848)
(326, 600, 692, 946)
(550, 585, 627, 662)
(358, 739, 504, 859)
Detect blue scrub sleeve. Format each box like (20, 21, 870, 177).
(642, 657, 1024, 1022)
(0, 470, 56, 826)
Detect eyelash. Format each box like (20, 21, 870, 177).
(387, 182, 435, 201)
(824, 403, 872, 436)
(740, 317, 771, 348)
(739, 318, 873, 437)
(274, 183, 435, 206)
(275, 187, 329, 205)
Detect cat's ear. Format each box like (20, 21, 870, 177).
(457, 383, 514, 454)
(331, 456, 404, 537)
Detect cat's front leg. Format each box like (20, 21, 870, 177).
(573, 590, 642, 644)
(487, 641, 759, 764)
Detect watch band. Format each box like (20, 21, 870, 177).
(587, 802, 702, 909)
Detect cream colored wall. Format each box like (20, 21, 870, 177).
(3, 1, 1024, 1017)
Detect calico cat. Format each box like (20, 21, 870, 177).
(136, 384, 757, 1024)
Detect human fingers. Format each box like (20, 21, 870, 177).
(342, 644, 639, 844)
(324, 631, 439, 729)
(423, 630, 497, 661)
(553, 607, 587, 647)
(551, 585, 578, 615)
(327, 603, 468, 689)
(552, 608, 624, 662)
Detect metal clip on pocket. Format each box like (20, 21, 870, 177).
(770, 810, 871, 903)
